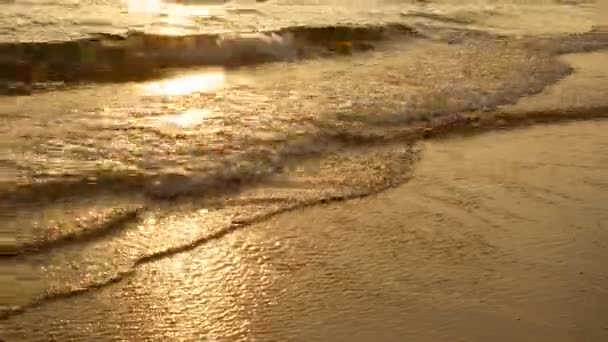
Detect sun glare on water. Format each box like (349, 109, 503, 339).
(161, 108, 212, 128)
(142, 70, 227, 97)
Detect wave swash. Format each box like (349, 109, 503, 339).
(1, 0, 608, 324)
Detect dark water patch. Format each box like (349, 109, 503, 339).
(281, 23, 416, 44)
(524, 30, 608, 55)
(324, 106, 608, 143)
(552, 0, 594, 4)
(1, 172, 148, 205)
(225, 8, 265, 15)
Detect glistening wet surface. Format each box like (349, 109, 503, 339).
(2, 119, 607, 341)
(2, 1, 608, 340)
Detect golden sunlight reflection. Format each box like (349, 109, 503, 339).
(160, 108, 211, 128)
(127, 240, 260, 340)
(142, 70, 226, 96)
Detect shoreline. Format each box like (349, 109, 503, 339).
(2, 34, 608, 341)
(2, 46, 608, 320)
(2, 118, 607, 340)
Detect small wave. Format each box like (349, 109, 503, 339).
(224, 8, 265, 15)
(0, 269, 134, 321)
(3, 207, 143, 257)
(0, 23, 417, 85)
(401, 11, 475, 25)
(0, 144, 286, 209)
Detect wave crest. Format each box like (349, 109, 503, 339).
(0, 23, 417, 85)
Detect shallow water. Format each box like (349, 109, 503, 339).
(1, 0, 608, 337)
(3, 119, 607, 341)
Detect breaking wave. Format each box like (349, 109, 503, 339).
(0, 23, 417, 85)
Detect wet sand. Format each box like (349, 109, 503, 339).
(207, 119, 608, 342)
(2, 119, 607, 341)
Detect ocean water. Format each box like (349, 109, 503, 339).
(1, 0, 607, 336)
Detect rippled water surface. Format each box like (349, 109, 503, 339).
(1, 0, 608, 340)
(2, 0, 598, 41)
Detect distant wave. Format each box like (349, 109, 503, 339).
(0, 23, 418, 85)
